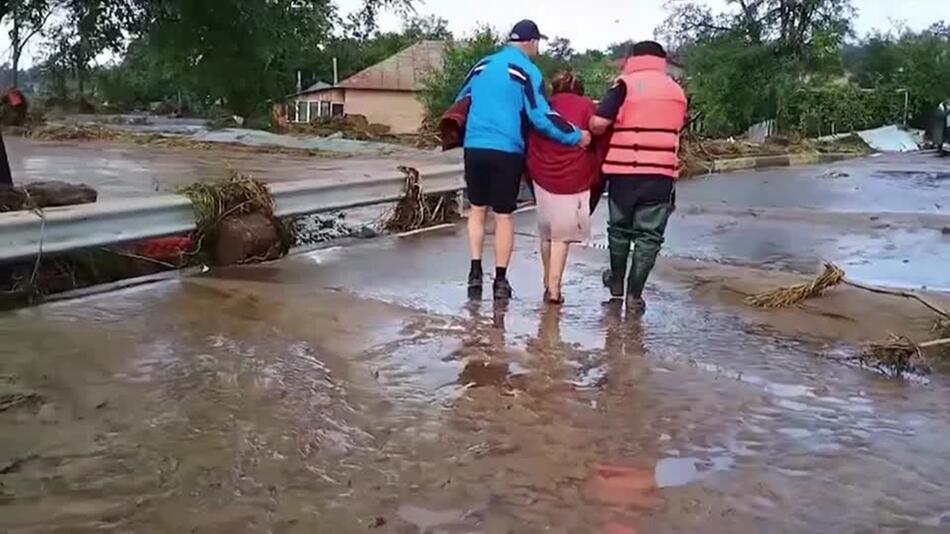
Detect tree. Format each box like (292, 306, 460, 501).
(402, 14, 451, 41)
(41, 0, 133, 97)
(343, 0, 415, 41)
(548, 37, 575, 62)
(658, 0, 854, 59)
(656, 0, 857, 134)
(7, 0, 60, 86)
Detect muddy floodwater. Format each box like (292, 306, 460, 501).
(3, 225, 950, 533)
(2, 151, 950, 532)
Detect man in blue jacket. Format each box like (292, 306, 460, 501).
(456, 19, 591, 300)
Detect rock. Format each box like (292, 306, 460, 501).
(212, 213, 285, 266)
(0, 187, 27, 212)
(22, 181, 97, 208)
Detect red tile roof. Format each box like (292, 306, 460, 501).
(338, 40, 446, 92)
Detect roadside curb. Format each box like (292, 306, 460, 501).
(711, 152, 861, 173)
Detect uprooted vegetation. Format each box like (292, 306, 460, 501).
(21, 124, 337, 157)
(679, 134, 872, 177)
(382, 166, 460, 233)
(745, 262, 950, 377)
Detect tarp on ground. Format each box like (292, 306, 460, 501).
(855, 125, 921, 153)
(189, 128, 402, 156)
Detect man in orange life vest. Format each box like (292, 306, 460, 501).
(589, 41, 687, 313)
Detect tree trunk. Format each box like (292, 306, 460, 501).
(11, 16, 20, 87)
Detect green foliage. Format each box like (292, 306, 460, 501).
(32, 0, 419, 118)
(848, 24, 950, 127)
(659, 1, 947, 136)
(417, 27, 501, 123)
(779, 85, 905, 136)
(683, 36, 791, 135)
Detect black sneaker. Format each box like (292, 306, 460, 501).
(493, 278, 513, 300)
(602, 268, 624, 300)
(626, 295, 646, 315)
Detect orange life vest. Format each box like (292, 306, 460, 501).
(602, 56, 687, 178)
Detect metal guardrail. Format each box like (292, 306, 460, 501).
(0, 166, 465, 263)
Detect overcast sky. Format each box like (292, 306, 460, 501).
(1, 0, 944, 69)
(339, 0, 944, 51)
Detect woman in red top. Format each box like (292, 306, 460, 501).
(526, 72, 606, 304)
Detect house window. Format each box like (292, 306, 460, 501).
(321, 101, 331, 117)
(309, 102, 320, 121)
(331, 103, 344, 117)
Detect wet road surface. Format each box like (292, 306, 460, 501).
(3, 213, 950, 532)
(5, 136, 457, 198)
(593, 152, 950, 290)
(2, 150, 950, 532)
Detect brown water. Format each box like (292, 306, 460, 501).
(3, 240, 950, 533)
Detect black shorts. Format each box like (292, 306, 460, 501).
(464, 148, 525, 215)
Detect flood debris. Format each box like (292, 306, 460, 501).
(382, 166, 460, 233)
(745, 263, 845, 308)
(0, 392, 43, 413)
(747, 263, 950, 376)
(179, 172, 291, 265)
(28, 123, 121, 142)
(859, 335, 932, 376)
(678, 134, 871, 177)
(289, 213, 373, 247)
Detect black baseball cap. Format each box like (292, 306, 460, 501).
(509, 19, 547, 42)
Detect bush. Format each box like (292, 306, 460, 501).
(779, 84, 905, 136)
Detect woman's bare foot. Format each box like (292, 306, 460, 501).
(544, 287, 565, 304)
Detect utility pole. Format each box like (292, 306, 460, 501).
(903, 90, 910, 126)
(332, 57, 339, 86)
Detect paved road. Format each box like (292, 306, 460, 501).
(5, 135, 460, 198)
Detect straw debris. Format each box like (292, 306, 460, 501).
(859, 335, 931, 376)
(383, 166, 459, 233)
(745, 263, 845, 308)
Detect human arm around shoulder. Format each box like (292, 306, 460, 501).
(589, 80, 627, 135)
(520, 63, 584, 146)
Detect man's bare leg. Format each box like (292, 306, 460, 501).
(467, 206, 488, 288)
(491, 213, 515, 299)
(494, 213, 514, 269)
(468, 206, 488, 260)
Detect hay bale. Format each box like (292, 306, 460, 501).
(746, 263, 845, 308)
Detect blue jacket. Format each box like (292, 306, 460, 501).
(455, 46, 582, 155)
